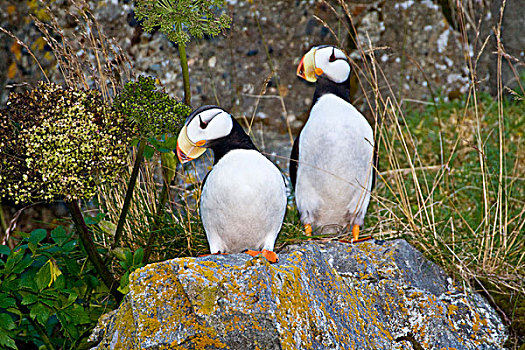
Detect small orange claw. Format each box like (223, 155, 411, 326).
(244, 249, 279, 263)
(304, 224, 313, 236)
(261, 249, 278, 263)
(351, 224, 372, 243)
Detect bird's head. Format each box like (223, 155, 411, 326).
(297, 46, 350, 84)
(176, 105, 233, 163)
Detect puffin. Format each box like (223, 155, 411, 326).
(176, 105, 286, 262)
(290, 45, 376, 241)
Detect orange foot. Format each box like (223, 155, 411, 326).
(351, 224, 372, 243)
(244, 249, 279, 263)
(304, 224, 313, 237)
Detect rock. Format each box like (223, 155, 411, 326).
(90, 239, 506, 349)
(488, 0, 525, 96)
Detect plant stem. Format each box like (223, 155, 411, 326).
(15, 298, 55, 350)
(178, 44, 191, 106)
(65, 200, 123, 303)
(112, 140, 146, 249)
(143, 179, 170, 263)
(0, 203, 7, 235)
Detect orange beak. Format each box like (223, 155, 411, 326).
(296, 48, 318, 82)
(297, 55, 307, 80)
(176, 125, 207, 164)
(176, 141, 192, 164)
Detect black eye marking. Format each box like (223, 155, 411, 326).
(329, 48, 336, 62)
(199, 115, 208, 129)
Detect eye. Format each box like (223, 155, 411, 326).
(329, 48, 336, 62)
(199, 115, 208, 129)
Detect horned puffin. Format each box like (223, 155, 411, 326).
(176, 105, 286, 262)
(290, 45, 376, 241)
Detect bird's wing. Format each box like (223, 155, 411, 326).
(289, 132, 301, 191)
(371, 140, 378, 191)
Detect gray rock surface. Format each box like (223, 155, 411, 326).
(488, 0, 525, 96)
(91, 239, 506, 349)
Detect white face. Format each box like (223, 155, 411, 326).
(186, 107, 233, 145)
(314, 46, 350, 83)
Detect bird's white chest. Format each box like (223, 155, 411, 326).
(200, 149, 286, 253)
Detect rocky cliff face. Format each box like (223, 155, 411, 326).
(90, 239, 506, 349)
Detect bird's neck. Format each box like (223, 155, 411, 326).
(312, 76, 351, 106)
(209, 120, 257, 164)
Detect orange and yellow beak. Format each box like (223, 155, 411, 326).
(297, 48, 319, 82)
(176, 125, 207, 164)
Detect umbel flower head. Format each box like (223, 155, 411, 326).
(134, 0, 231, 46)
(0, 82, 135, 204)
(113, 75, 191, 137)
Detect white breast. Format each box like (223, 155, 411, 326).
(200, 149, 287, 253)
(296, 94, 374, 231)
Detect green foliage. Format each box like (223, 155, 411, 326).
(134, 0, 231, 45)
(0, 82, 135, 204)
(113, 247, 145, 294)
(369, 91, 525, 268)
(0, 226, 114, 349)
(113, 76, 190, 140)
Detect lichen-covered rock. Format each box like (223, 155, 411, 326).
(91, 240, 506, 349)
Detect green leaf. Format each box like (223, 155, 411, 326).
(51, 226, 69, 246)
(143, 144, 155, 159)
(0, 313, 15, 331)
(21, 293, 38, 306)
(4, 250, 24, 273)
(164, 136, 177, 149)
(29, 229, 47, 244)
(133, 248, 144, 267)
(124, 249, 133, 267)
(147, 137, 159, 147)
(98, 220, 116, 236)
(0, 246, 10, 256)
(11, 254, 32, 274)
(65, 304, 91, 325)
(161, 152, 178, 184)
(61, 240, 77, 253)
(35, 262, 52, 291)
(19, 273, 37, 292)
(27, 242, 37, 254)
(84, 212, 105, 225)
(131, 138, 140, 147)
(0, 330, 16, 349)
(29, 302, 51, 326)
(0, 296, 15, 309)
(118, 271, 130, 294)
(66, 292, 78, 306)
(83, 274, 99, 289)
(57, 311, 79, 339)
(117, 284, 129, 294)
(54, 273, 65, 290)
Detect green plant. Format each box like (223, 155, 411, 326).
(0, 82, 134, 302)
(134, 0, 231, 105)
(0, 226, 115, 349)
(111, 76, 190, 257)
(0, 82, 133, 204)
